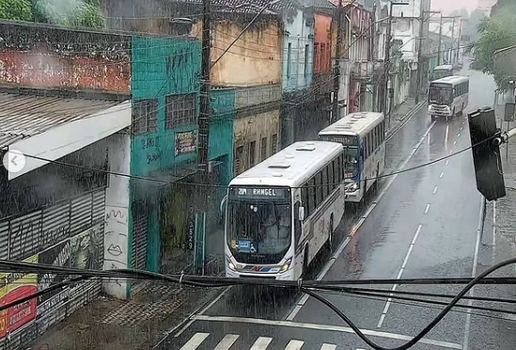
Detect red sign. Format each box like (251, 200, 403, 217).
(0, 285, 38, 337)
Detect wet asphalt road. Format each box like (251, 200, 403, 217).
(160, 62, 516, 350)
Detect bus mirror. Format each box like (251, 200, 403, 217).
(219, 196, 228, 223)
(298, 206, 305, 221)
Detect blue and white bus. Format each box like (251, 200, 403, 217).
(318, 112, 386, 203)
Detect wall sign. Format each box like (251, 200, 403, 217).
(175, 130, 198, 156)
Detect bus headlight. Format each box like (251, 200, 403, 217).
(227, 260, 237, 271)
(345, 182, 359, 192)
(280, 258, 292, 273)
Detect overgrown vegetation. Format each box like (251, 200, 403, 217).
(33, 0, 104, 28)
(0, 0, 33, 21)
(471, 2, 516, 91)
(0, 0, 104, 28)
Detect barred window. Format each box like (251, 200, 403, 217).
(133, 99, 158, 135)
(165, 93, 197, 129)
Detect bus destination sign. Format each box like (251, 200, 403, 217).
(321, 135, 357, 147)
(231, 187, 289, 199)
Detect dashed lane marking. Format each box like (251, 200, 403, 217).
(440, 171, 444, 179)
(425, 203, 431, 214)
(433, 186, 439, 194)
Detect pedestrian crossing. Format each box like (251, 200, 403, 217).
(179, 332, 341, 350)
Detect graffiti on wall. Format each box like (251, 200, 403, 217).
(103, 207, 128, 298)
(0, 255, 39, 338)
(36, 224, 102, 334)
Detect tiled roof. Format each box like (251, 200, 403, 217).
(0, 92, 128, 148)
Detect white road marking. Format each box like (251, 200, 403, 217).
(377, 224, 423, 328)
(453, 140, 457, 145)
(433, 186, 438, 194)
(194, 315, 462, 349)
(321, 345, 337, 350)
(200, 287, 230, 315)
(250, 337, 273, 350)
(285, 339, 304, 350)
(458, 133, 461, 137)
(462, 196, 484, 350)
(424, 203, 431, 214)
(286, 120, 436, 321)
(213, 334, 240, 350)
(179, 332, 209, 350)
(440, 171, 444, 179)
(445, 160, 449, 166)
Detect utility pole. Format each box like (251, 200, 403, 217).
(450, 18, 456, 65)
(332, 0, 343, 123)
(456, 19, 463, 65)
(437, 14, 443, 66)
(198, 0, 211, 171)
(382, 1, 393, 122)
(415, 1, 424, 104)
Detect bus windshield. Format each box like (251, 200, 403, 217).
(344, 147, 359, 177)
(429, 85, 453, 105)
(227, 200, 291, 263)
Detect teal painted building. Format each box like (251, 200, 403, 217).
(129, 35, 202, 276)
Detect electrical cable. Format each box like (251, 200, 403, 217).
(302, 256, 516, 350)
(13, 122, 493, 191)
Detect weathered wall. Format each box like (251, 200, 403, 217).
(0, 21, 131, 92)
(233, 109, 280, 175)
(314, 13, 332, 73)
(103, 133, 131, 299)
(191, 19, 282, 86)
(282, 8, 314, 92)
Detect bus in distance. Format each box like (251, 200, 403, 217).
(431, 64, 454, 81)
(318, 112, 386, 203)
(223, 141, 346, 280)
(428, 76, 469, 120)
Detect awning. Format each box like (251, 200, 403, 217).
(0, 92, 131, 180)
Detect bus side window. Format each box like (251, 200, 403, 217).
(315, 171, 323, 205)
(338, 155, 343, 181)
(302, 185, 309, 218)
(322, 165, 329, 198)
(309, 177, 316, 214)
(329, 160, 335, 190)
(294, 201, 302, 245)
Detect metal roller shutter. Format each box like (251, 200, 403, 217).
(131, 200, 148, 270)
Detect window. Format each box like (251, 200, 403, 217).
(235, 146, 244, 175)
(287, 43, 292, 78)
(314, 43, 320, 71)
(271, 134, 278, 154)
(304, 44, 310, 77)
(248, 141, 256, 167)
(337, 155, 343, 182)
(315, 171, 323, 205)
(261, 137, 267, 161)
(309, 178, 316, 214)
(133, 99, 158, 135)
(322, 166, 329, 198)
(294, 202, 302, 245)
(165, 93, 197, 128)
(329, 161, 335, 190)
(302, 186, 310, 217)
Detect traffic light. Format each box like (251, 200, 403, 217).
(468, 108, 506, 201)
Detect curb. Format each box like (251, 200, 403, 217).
(386, 101, 426, 142)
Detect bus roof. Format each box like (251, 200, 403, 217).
(431, 75, 469, 86)
(434, 64, 453, 71)
(318, 112, 384, 138)
(229, 141, 344, 188)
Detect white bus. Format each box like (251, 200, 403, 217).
(318, 112, 386, 203)
(428, 76, 469, 120)
(223, 141, 346, 280)
(431, 64, 453, 81)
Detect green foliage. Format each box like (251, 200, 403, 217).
(33, 0, 104, 28)
(471, 3, 516, 91)
(0, 0, 33, 21)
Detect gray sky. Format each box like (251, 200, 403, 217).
(431, 0, 494, 15)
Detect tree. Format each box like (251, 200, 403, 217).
(471, 3, 516, 91)
(32, 0, 104, 28)
(0, 0, 33, 21)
